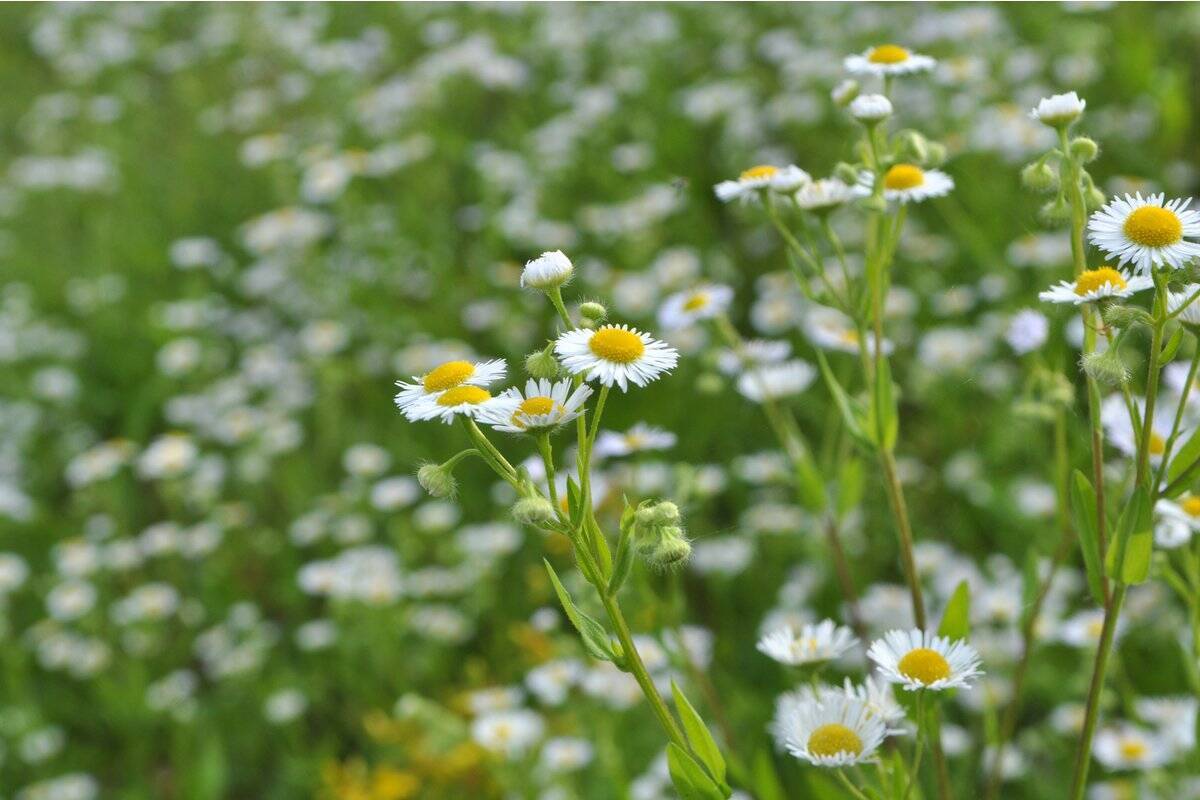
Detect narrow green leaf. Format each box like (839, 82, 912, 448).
(543, 559, 616, 662)
(1167, 428, 1200, 486)
(750, 748, 785, 800)
(836, 457, 864, 519)
(1070, 469, 1105, 605)
(1020, 549, 1040, 630)
(1105, 486, 1152, 583)
(793, 446, 827, 513)
(1161, 327, 1185, 363)
(815, 350, 870, 446)
(874, 353, 899, 450)
(667, 743, 723, 800)
(937, 580, 970, 641)
(608, 519, 635, 596)
(567, 477, 584, 530)
(671, 680, 727, 785)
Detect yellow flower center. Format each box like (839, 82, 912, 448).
(1182, 497, 1200, 517)
(1123, 206, 1183, 248)
(589, 327, 645, 364)
(423, 360, 475, 392)
(1149, 432, 1166, 455)
(897, 647, 951, 684)
(740, 165, 778, 182)
(1118, 738, 1147, 761)
(868, 44, 911, 64)
(518, 396, 557, 416)
(840, 330, 860, 345)
(883, 164, 925, 191)
(807, 723, 864, 758)
(683, 293, 710, 312)
(436, 386, 491, 406)
(1073, 267, 1126, 296)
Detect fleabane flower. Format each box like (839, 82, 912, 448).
(394, 359, 507, 421)
(657, 284, 734, 330)
(1093, 724, 1173, 771)
(410, 385, 518, 425)
(795, 178, 857, 213)
(861, 164, 954, 204)
(844, 44, 935, 77)
(555, 324, 678, 391)
(714, 165, 811, 203)
(1030, 91, 1086, 127)
(779, 692, 887, 767)
(757, 620, 858, 666)
(849, 93, 893, 124)
(1038, 266, 1152, 305)
(805, 306, 892, 356)
(1154, 495, 1200, 548)
(1088, 193, 1200, 274)
(479, 378, 592, 434)
(737, 359, 816, 402)
(867, 629, 983, 692)
(521, 250, 574, 290)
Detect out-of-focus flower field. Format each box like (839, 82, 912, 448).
(1, 3, 1199, 799)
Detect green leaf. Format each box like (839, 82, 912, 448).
(543, 559, 617, 662)
(937, 580, 970, 641)
(667, 743, 724, 800)
(1161, 327, 1185, 363)
(872, 353, 899, 450)
(1167, 428, 1200, 486)
(815, 350, 870, 447)
(836, 457, 864, 519)
(1105, 486, 1153, 584)
(750, 748, 785, 800)
(1070, 469, 1105, 605)
(793, 446, 827, 513)
(671, 681, 727, 787)
(608, 507, 635, 597)
(567, 476, 584, 530)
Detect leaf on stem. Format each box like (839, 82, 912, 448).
(937, 580, 970, 641)
(671, 680, 728, 788)
(667, 742, 725, 800)
(1070, 469, 1105, 604)
(543, 559, 620, 663)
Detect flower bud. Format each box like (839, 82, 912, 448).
(1038, 197, 1071, 228)
(512, 496, 557, 527)
(1021, 161, 1058, 194)
(525, 345, 561, 380)
(896, 131, 929, 165)
(634, 525, 692, 569)
(849, 94, 892, 125)
(833, 162, 860, 186)
(1085, 184, 1107, 212)
(924, 142, 947, 168)
(831, 79, 859, 107)
(1080, 349, 1128, 387)
(521, 250, 574, 290)
(1069, 136, 1099, 164)
(1102, 303, 1152, 330)
(579, 301, 607, 323)
(417, 463, 457, 498)
(858, 194, 888, 214)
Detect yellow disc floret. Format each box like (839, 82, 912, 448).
(1073, 267, 1126, 296)
(423, 360, 475, 392)
(883, 164, 925, 191)
(1123, 206, 1183, 248)
(589, 327, 646, 364)
(897, 647, 952, 684)
(518, 396, 556, 416)
(807, 723, 864, 758)
(1182, 497, 1200, 517)
(740, 165, 779, 182)
(436, 386, 491, 406)
(868, 44, 911, 64)
(683, 293, 710, 312)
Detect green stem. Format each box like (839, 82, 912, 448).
(836, 769, 872, 800)
(1068, 585, 1126, 800)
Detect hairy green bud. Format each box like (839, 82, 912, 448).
(525, 345, 561, 380)
(924, 142, 947, 168)
(1038, 197, 1071, 228)
(896, 131, 929, 165)
(1021, 161, 1059, 194)
(417, 463, 457, 498)
(512, 496, 556, 527)
(1080, 349, 1128, 387)
(1069, 136, 1099, 164)
(579, 301, 607, 323)
(1102, 303, 1152, 330)
(631, 499, 690, 569)
(833, 162, 860, 186)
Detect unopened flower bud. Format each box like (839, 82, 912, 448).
(579, 301, 607, 323)
(525, 345, 561, 380)
(512, 496, 556, 527)
(1080, 350, 1128, 387)
(897, 131, 929, 165)
(858, 194, 888, 214)
(634, 525, 692, 569)
(1038, 197, 1071, 228)
(849, 94, 892, 124)
(924, 142, 947, 168)
(417, 463, 457, 498)
(1021, 161, 1059, 194)
(1102, 303, 1151, 330)
(1085, 184, 1107, 212)
(521, 250, 574, 290)
(833, 162, 860, 186)
(831, 79, 859, 107)
(1069, 137, 1099, 164)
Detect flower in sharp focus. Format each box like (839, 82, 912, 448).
(479, 378, 592, 434)
(394, 358, 507, 421)
(1093, 724, 1173, 771)
(657, 284, 733, 330)
(757, 619, 858, 666)
(1030, 91, 1086, 127)
(795, 178, 857, 213)
(1088, 193, 1200, 274)
(736, 359, 816, 402)
(1038, 267, 1152, 305)
(867, 629, 983, 692)
(844, 44, 936, 77)
(861, 164, 954, 204)
(555, 324, 679, 391)
(779, 692, 887, 767)
(520, 250, 574, 290)
(714, 164, 811, 203)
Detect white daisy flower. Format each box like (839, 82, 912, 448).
(555, 324, 679, 391)
(849, 93, 892, 123)
(593, 423, 677, 459)
(778, 692, 887, 767)
(1030, 91, 1086, 127)
(1154, 496, 1200, 548)
(1093, 724, 1173, 771)
(737, 359, 816, 402)
(757, 619, 858, 666)
(407, 384, 518, 425)
(521, 250, 574, 290)
(1038, 267, 1153, 305)
(394, 358, 507, 421)
(1088, 193, 1200, 274)
(714, 164, 811, 203)
(867, 629, 983, 692)
(716, 338, 791, 375)
(804, 306, 892, 355)
(844, 44, 936, 78)
(1101, 393, 1179, 465)
(1135, 696, 1198, 754)
(479, 378, 592, 434)
(861, 164, 954, 204)
(795, 178, 858, 213)
(657, 284, 734, 331)
(843, 676, 907, 731)
(471, 709, 545, 759)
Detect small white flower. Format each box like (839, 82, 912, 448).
(1088, 193, 1200, 274)
(1030, 91, 1086, 127)
(521, 250, 574, 290)
(555, 324, 679, 391)
(861, 164, 954, 204)
(867, 629, 983, 692)
(657, 284, 734, 330)
(714, 165, 811, 203)
(717, 338, 791, 375)
(805, 306, 892, 355)
(479, 378, 592, 434)
(593, 423, 677, 458)
(1005, 309, 1050, 353)
(757, 620, 858, 666)
(1093, 724, 1172, 771)
(394, 358, 507, 421)
(1038, 267, 1152, 305)
(778, 692, 887, 767)
(471, 709, 545, 759)
(737, 359, 816, 402)
(795, 178, 857, 212)
(1154, 496, 1200, 548)
(849, 93, 892, 123)
(1168, 287, 1200, 326)
(844, 44, 936, 78)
